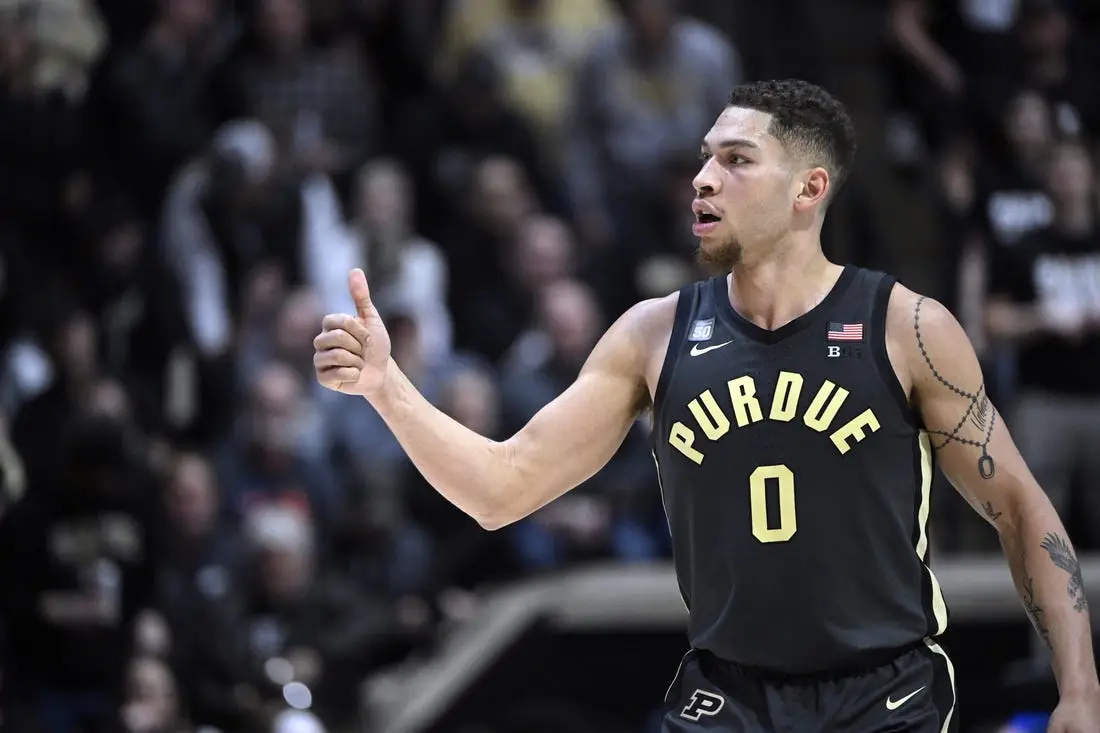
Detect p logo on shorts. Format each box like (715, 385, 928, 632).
(680, 689, 725, 721)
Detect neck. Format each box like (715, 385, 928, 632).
(1055, 200, 1094, 236)
(728, 241, 841, 330)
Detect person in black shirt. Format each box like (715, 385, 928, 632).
(0, 413, 158, 733)
(313, 80, 1100, 731)
(987, 139, 1100, 542)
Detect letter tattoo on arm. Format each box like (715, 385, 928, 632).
(1041, 533, 1089, 613)
(1021, 546, 1053, 648)
(914, 297, 996, 478)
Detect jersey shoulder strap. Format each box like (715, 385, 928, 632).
(653, 280, 708, 412)
(855, 268, 915, 425)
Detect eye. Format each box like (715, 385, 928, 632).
(729, 154, 749, 165)
(698, 152, 712, 163)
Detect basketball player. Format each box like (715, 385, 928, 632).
(313, 80, 1100, 731)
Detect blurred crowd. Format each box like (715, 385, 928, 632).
(0, 0, 1097, 732)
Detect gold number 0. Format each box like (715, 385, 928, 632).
(749, 464, 797, 543)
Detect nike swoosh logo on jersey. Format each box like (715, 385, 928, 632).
(689, 340, 733, 356)
(886, 686, 926, 710)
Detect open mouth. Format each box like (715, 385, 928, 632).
(695, 213, 720, 224)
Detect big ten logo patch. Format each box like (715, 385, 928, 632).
(826, 344, 862, 359)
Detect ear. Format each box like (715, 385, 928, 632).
(793, 167, 831, 213)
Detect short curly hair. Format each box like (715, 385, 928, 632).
(727, 79, 857, 200)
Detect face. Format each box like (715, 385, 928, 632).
(166, 455, 218, 538)
(1004, 92, 1051, 152)
(258, 545, 310, 600)
(511, 217, 573, 291)
(249, 366, 304, 451)
(1047, 144, 1095, 204)
(473, 157, 536, 235)
(126, 658, 178, 721)
(357, 164, 411, 231)
(275, 290, 321, 366)
(54, 312, 99, 381)
(692, 108, 826, 271)
(259, 0, 305, 50)
(443, 370, 499, 436)
(539, 281, 601, 366)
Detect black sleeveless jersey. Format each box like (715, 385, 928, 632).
(651, 266, 948, 675)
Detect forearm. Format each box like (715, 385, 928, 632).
(1001, 496, 1097, 694)
(367, 360, 514, 527)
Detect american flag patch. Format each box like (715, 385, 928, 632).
(827, 322, 863, 342)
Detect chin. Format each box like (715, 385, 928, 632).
(695, 236, 741, 273)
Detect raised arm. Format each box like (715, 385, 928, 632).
(886, 286, 1100, 724)
(314, 269, 666, 530)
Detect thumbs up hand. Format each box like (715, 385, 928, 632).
(314, 269, 392, 397)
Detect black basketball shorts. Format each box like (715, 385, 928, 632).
(660, 640, 957, 733)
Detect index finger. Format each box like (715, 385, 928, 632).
(321, 313, 369, 342)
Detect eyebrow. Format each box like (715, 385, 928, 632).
(701, 138, 760, 154)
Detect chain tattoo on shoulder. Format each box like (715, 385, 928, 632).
(913, 297, 996, 479)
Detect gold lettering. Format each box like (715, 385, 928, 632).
(727, 376, 763, 427)
(669, 422, 705, 464)
(803, 380, 849, 432)
(769, 371, 803, 422)
(830, 409, 881, 454)
(687, 390, 730, 440)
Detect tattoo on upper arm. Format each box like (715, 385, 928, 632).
(982, 501, 1002, 522)
(913, 297, 996, 479)
(1040, 533, 1088, 613)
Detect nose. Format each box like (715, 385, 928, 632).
(693, 157, 719, 197)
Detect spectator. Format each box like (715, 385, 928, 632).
(564, 0, 741, 255)
(92, 0, 220, 216)
(472, 214, 577, 367)
(348, 158, 452, 366)
(502, 280, 663, 570)
(0, 4, 88, 247)
(227, 0, 378, 183)
(77, 196, 193, 437)
(394, 50, 557, 242)
(121, 656, 190, 733)
(436, 0, 617, 159)
(229, 505, 401, 725)
(216, 361, 341, 536)
(156, 453, 242, 626)
(11, 308, 102, 488)
(986, 139, 1100, 545)
(404, 359, 513, 595)
(0, 413, 158, 733)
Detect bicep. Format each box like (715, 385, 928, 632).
(906, 294, 1042, 526)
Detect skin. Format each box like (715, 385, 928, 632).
(314, 105, 1100, 727)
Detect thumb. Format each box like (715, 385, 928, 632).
(348, 268, 373, 320)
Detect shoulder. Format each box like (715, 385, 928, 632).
(884, 281, 962, 348)
(883, 282, 975, 397)
(587, 289, 683, 398)
(605, 290, 682, 359)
